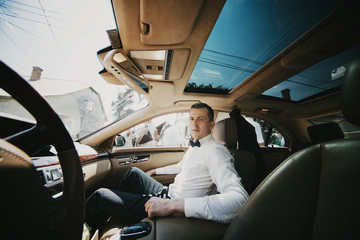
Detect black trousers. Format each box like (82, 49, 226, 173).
(85, 167, 164, 230)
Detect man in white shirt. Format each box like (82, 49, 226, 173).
(85, 103, 249, 230)
(245, 117, 265, 146)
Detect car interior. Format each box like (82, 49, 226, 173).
(1, 0, 360, 239)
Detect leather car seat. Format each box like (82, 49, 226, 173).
(213, 118, 256, 194)
(152, 118, 257, 240)
(101, 118, 249, 240)
(229, 109, 266, 190)
(223, 59, 360, 240)
(307, 122, 344, 144)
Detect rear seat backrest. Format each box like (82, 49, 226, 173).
(229, 109, 266, 190)
(307, 122, 344, 144)
(213, 118, 256, 193)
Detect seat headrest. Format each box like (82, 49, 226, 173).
(307, 122, 344, 144)
(342, 58, 360, 126)
(212, 118, 237, 149)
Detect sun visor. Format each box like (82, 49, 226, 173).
(139, 0, 204, 45)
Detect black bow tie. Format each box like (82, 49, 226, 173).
(190, 140, 200, 147)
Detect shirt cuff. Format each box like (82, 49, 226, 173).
(156, 164, 180, 174)
(155, 167, 170, 174)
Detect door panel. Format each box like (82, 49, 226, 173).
(83, 159, 112, 195)
(106, 146, 187, 186)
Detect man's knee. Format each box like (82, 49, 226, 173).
(91, 188, 114, 202)
(90, 188, 125, 212)
(124, 167, 143, 180)
(128, 167, 142, 175)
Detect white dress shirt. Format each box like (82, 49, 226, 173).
(155, 134, 249, 223)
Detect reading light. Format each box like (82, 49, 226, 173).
(130, 50, 166, 60)
(255, 108, 281, 115)
(113, 53, 127, 63)
(255, 108, 270, 114)
(143, 74, 163, 80)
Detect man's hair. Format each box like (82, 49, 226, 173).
(190, 103, 214, 122)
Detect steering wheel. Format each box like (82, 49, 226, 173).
(0, 61, 84, 240)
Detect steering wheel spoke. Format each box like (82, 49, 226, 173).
(0, 61, 85, 240)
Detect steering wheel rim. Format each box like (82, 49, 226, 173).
(0, 61, 85, 239)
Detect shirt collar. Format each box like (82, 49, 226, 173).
(198, 134, 212, 146)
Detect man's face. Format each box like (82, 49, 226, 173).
(189, 107, 215, 140)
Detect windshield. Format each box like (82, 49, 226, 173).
(0, 0, 148, 140)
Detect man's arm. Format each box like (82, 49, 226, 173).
(146, 163, 182, 176)
(184, 145, 249, 223)
(146, 169, 156, 176)
(145, 197, 184, 218)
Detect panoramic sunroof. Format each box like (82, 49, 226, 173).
(262, 44, 360, 102)
(185, 0, 347, 94)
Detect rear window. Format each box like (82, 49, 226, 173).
(216, 112, 286, 147)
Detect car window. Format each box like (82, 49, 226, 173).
(259, 121, 285, 147)
(0, 92, 36, 139)
(115, 113, 190, 148)
(216, 111, 286, 147)
(0, 92, 35, 124)
(0, 1, 152, 141)
(0, 80, 148, 140)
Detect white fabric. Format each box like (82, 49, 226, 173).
(245, 117, 264, 144)
(156, 163, 181, 175)
(158, 123, 184, 146)
(156, 134, 249, 223)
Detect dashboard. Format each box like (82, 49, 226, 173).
(35, 157, 64, 198)
(32, 143, 110, 198)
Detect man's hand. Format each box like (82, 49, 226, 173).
(146, 169, 156, 176)
(145, 197, 184, 219)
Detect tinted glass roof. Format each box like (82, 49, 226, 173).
(185, 0, 347, 95)
(262, 44, 360, 101)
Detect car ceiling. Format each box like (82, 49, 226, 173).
(82, 0, 360, 147)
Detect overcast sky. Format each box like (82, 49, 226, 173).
(0, 0, 115, 86)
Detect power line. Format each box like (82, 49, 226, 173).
(203, 48, 266, 66)
(198, 57, 256, 74)
(8, 0, 84, 19)
(200, 57, 328, 89)
(0, 2, 45, 18)
(0, 27, 34, 63)
(284, 78, 327, 90)
(0, 11, 88, 34)
(203, 53, 260, 71)
(201, 53, 261, 70)
(37, 0, 55, 37)
(201, 49, 330, 90)
(5, 20, 49, 42)
(37, 0, 68, 74)
(198, 56, 328, 90)
(0, 3, 100, 35)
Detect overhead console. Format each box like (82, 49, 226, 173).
(98, 47, 191, 95)
(99, 0, 225, 85)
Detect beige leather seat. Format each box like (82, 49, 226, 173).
(223, 59, 360, 239)
(100, 118, 246, 239)
(213, 118, 256, 194)
(151, 118, 256, 240)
